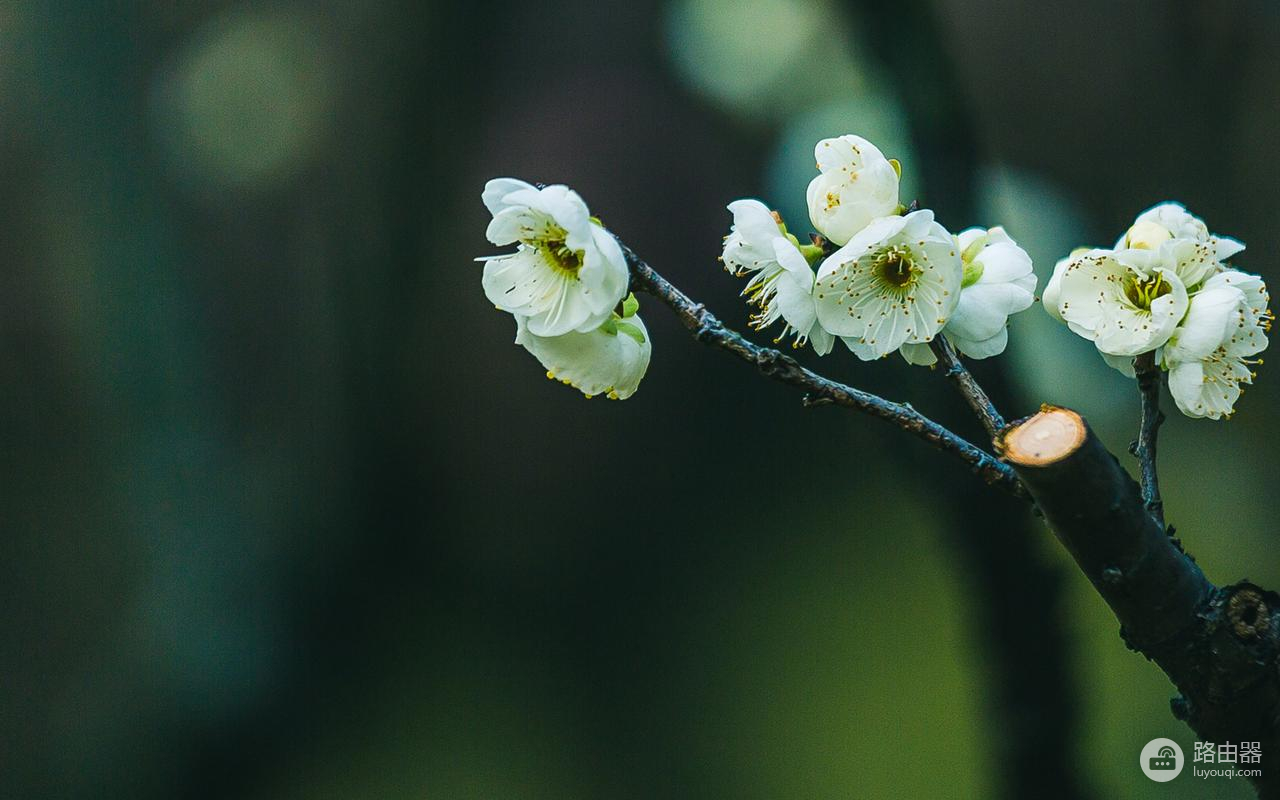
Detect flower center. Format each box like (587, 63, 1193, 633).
(541, 238, 584, 277)
(872, 246, 918, 293)
(522, 221, 586, 277)
(1123, 272, 1171, 310)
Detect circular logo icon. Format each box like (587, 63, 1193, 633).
(1141, 738, 1184, 782)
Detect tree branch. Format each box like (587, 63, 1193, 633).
(999, 407, 1280, 797)
(929, 336, 1006, 438)
(614, 236, 1026, 498)
(1132, 351, 1166, 527)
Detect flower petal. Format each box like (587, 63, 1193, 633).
(481, 177, 537, 216)
(515, 313, 652, 399)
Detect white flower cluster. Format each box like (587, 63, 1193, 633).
(723, 135, 1037, 363)
(1043, 203, 1271, 419)
(479, 178, 650, 399)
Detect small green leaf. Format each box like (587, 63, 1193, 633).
(599, 317, 619, 336)
(889, 158, 902, 179)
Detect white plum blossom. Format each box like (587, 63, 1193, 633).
(514, 294, 652, 400)
(722, 198, 786, 281)
(1044, 202, 1269, 418)
(1163, 270, 1271, 419)
(806, 135, 901, 246)
(1167, 353, 1255, 420)
(747, 237, 835, 354)
(1041, 248, 1091, 324)
(1163, 278, 1251, 365)
(1047, 247, 1189, 357)
(481, 178, 629, 337)
(1118, 202, 1245, 287)
(721, 199, 833, 353)
(814, 209, 962, 360)
(899, 226, 1036, 365)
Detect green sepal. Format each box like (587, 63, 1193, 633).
(960, 234, 987, 265)
(615, 321, 646, 345)
(961, 259, 985, 288)
(599, 317, 619, 336)
(889, 158, 902, 179)
(798, 244, 826, 265)
(621, 292, 640, 318)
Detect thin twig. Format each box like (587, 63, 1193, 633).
(929, 336, 1006, 438)
(1132, 351, 1166, 527)
(614, 236, 1027, 499)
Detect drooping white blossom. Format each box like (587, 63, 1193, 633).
(1167, 352, 1255, 420)
(813, 210, 962, 360)
(721, 199, 833, 353)
(1047, 247, 1189, 357)
(480, 178, 629, 337)
(806, 135, 901, 247)
(899, 226, 1036, 365)
(514, 294, 652, 400)
(1163, 270, 1271, 419)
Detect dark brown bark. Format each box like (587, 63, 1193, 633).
(1001, 407, 1280, 798)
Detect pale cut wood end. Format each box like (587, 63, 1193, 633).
(1001, 406, 1088, 467)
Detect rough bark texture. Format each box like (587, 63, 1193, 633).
(1000, 407, 1280, 798)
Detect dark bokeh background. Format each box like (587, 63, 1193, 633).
(4, 1, 1277, 797)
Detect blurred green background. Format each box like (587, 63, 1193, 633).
(3, 1, 1277, 797)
